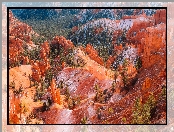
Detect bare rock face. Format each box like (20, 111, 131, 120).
(139, 24, 166, 69)
(56, 68, 113, 99)
(153, 9, 166, 25)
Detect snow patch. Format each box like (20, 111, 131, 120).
(58, 109, 72, 124)
(109, 93, 122, 103)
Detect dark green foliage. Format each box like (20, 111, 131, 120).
(114, 70, 119, 80)
(40, 77, 47, 90)
(75, 56, 86, 67)
(41, 102, 50, 112)
(94, 84, 102, 102)
(28, 47, 41, 61)
(94, 84, 113, 103)
(44, 68, 54, 88)
(135, 56, 142, 70)
(161, 85, 166, 98)
(23, 14, 74, 41)
(9, 55, 21, 68)
(50, 46, 76, 68)
(64, 87, 70, 101)
(64, 86, 81, 109)
(47, 97, 52, 106)
(31, 35, 47, 45)
(95, 45, 111, 63)
(132, 93, 156, 124)
(26, 113, 36, 124)
(34, 85, 44, 102)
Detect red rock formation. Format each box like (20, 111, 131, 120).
(127, 9, 166, 45)
(40, 41, 50, 60)
(40, 48, 47, 60)
(72, 26, 79, 33)
(22, 56, 29, 65)
(140, 24, 166, 68)
(126, 19, 153, 44)
(126, 62, 137, 78)
(9, 94, 21, 124)
(9, 37, 24, 66)
(51, 36, 74, 51)
(142, 77, 151, 92)
(31, 62, 41, 83)
(94, 27, 104, 34)
(106, 55, 116, 69)
(38, 41, 51, 76)
(39, 59, 50, 76)
(113, 44, 123, 55)
(9, 11, 38, 66)
(49, 79, 61, 105)
(122, 15, 137, 20)
(85, 44, 104, 66)
(9, 12, 35, 40)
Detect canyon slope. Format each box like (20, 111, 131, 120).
(8, 9, 166, 124)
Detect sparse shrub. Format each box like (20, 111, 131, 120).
(9, 81, 15, 89)
(13, 85, 23, 96)
(122, 117, 127, 123)
(34, 85, 44, 102)
(94, 84, 104, 103)
(120, 59, 129, 88)
(96, 45, 110, 63)
(114, 70, 119, 83)
(44, 68, 54, 87)
(20, 102, 29, 114)
(76, 57, 86, 67)
(96, 108, 102, 120)
(64, 87, 70, 101)
(108, 107, 114, 114)
(26, 116, 32, 124)
(80, 116, 88, 124)
(94, 84, 113, 103)
(41, 102, 50, 112)
(40, 77, 47, 91)
(161, 85, 166, 98)
(28, 74, 34, 88)
(111, 81, 116, 93)
(67, 97, 74, 109)
(67, 96, 81, 110)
